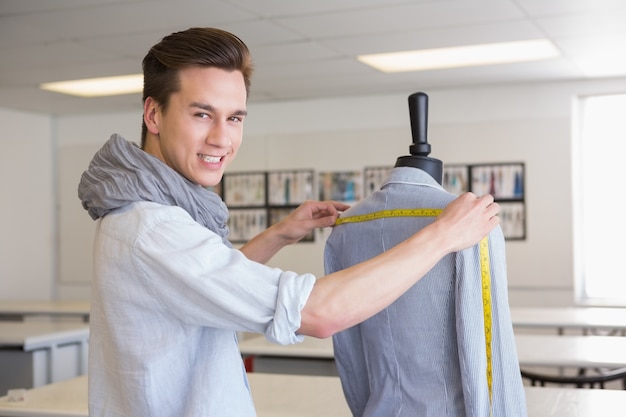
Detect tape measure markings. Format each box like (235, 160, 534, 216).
(335, 208, 442, 225)
(480, 235, 493, 413)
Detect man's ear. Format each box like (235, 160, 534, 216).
(143, 97, 160, 135)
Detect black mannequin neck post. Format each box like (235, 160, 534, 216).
(394, 92, 443, 184)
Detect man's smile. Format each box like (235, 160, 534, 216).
(198, 153, 223, 163)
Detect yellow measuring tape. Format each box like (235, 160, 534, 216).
(334, 208, 443, 225)
(479, 235, 493, 411)
(335, 208, 493, 409)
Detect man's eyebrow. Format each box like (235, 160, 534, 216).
(191, 102, 215, 112)
(190, 102, 247, 116)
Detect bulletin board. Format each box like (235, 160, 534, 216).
(444, 162, 525, 240)
(221, 169, 315, 243)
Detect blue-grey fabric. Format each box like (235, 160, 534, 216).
(324, 167, 527, 417)
(78, 133, 230, 245)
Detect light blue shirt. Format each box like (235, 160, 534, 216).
(324, 167, 527, 417)
(88, 201, 315, 417)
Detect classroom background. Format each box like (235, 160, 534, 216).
(4, 77, 625, 306)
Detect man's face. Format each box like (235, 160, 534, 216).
(144, 66, 247, 187)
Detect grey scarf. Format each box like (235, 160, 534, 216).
(78, 134, 230, 245)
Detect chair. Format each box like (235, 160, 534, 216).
(521, 367, 626, 389)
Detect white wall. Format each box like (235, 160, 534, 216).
(55, 112, 141, 299)
(5, 77, 626, 305)
(0, 109, 55, 300)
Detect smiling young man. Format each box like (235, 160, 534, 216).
(78, 27, 500, 417)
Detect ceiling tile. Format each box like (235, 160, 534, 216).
(0, 0, 625, 115)
(273, 0, 524, 39)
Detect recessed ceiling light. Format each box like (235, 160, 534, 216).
(40, 74, 143, 97)
(357, 39, 560, 73)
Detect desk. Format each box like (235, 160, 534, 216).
(516, 334, 626, 369)
(1, 374, 625, 417)
(0, 301, 90, 322)
(0, 374, 350, 417)
(511, 307, 626, 334)
(0, 322, 89, 395)
(239, 335, 335, 375)
(239, 335, 339, 376)
(524, 386, 626, 417)
(0, 376, 86, 417)
(249, 373, 350, 416)
(239, 335, 333, 359)
(239, 334, 626, 371)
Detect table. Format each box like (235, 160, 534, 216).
(249, 373, 350, 416)
(239, 333, 626, 371)
(0, 373, 351, 417)
(516, 334, 626, 369)
(510, 307, 626, 334)
(1, 374, 625, 417)
(0, 322, 89, 395)
(239, 335, 335, 375)
(0, 301, 90, 322)
(239, 335, 333, 359)
(524, 386, 626, 417)
(0, 376, 86, 417)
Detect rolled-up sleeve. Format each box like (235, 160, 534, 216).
(266, 270, 315, 344)
(106, 203, 315, 344)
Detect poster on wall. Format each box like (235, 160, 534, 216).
(363, 166, 393, 197)
(268, 170, 314, 206)
(469, 163, 525, 240)
(222, 170, 318, 243)
(222, 172, 266, 207)
(318, 171, 363, 203)
(499, 202, 526, 240)
(442, 164, 469, 195)
(227, 208, 268, 243)
(470, 163, 524, 200)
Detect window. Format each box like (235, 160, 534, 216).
(574, 93, 626, 305)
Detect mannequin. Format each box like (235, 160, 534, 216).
(324, 92, 526, 417)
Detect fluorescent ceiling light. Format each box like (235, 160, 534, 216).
(357, 39, 560, 73)
(40, 73, 143, 97)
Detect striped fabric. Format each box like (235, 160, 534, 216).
(324, 167, 527, 417)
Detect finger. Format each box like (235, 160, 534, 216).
(311, 201, 348, 218)
(331, 201, 351, 211)
(486, 201, 501, 218)
(314, 209, 343, 228)
(478, 192, 494, 203)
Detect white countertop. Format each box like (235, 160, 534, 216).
(0, 374, 351, 417)
(0, 301, 90, 321)
(240, 333, 626, 369)
(0, 322, 89, 351)
(524, 386, 626, 416)
(516, 333, 626, 368)
(510, 307, 626, 332)
(0, 376, 86, 417)
(0, 301, 89, 315)
(2, 374, 626, 417)
(240, 335, 334, 359)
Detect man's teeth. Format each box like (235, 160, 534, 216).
(199, 154, 221, 163)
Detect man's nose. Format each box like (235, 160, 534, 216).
(206, 121, 231, 147)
